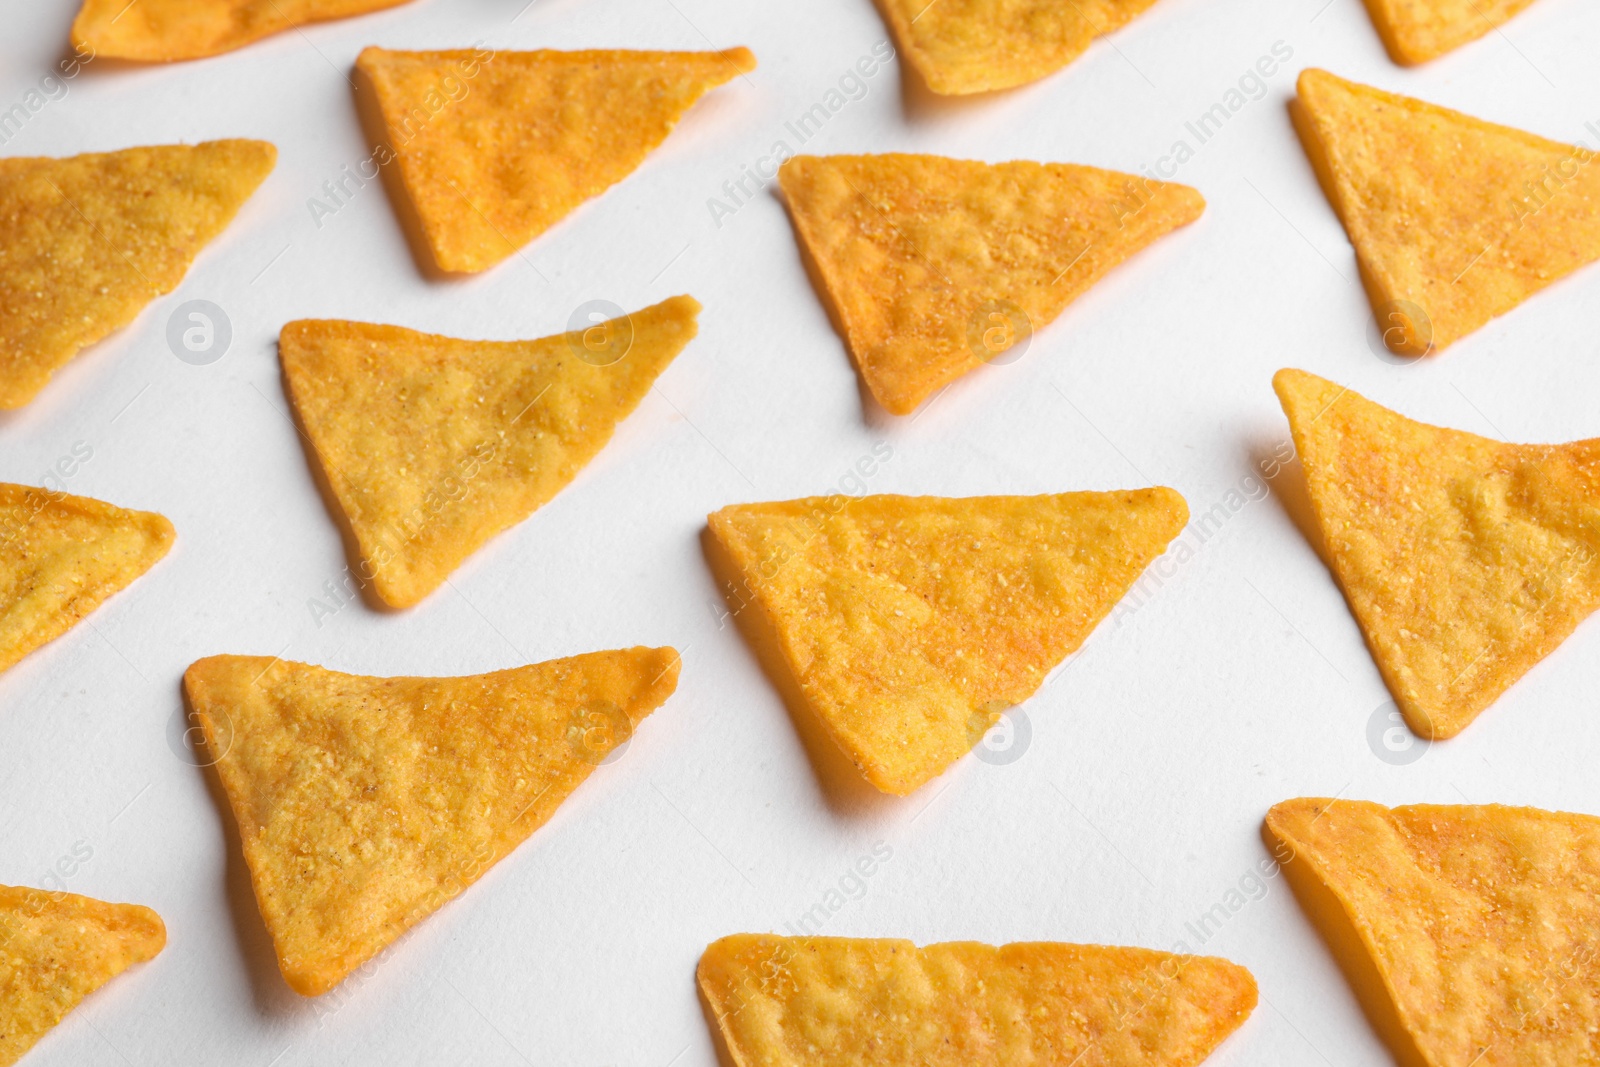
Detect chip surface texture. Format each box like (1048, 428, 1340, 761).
(1361, 0, 1541, 64)
(72, 0, 413, 61)
(0, 886, 165, 1067)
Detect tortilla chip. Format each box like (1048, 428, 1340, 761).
(706, 490, 1188, 795)
(1275, 368, 1600, 739)
(779, 154, 1203, 415)
(0, 140, 274, 409)
(1295, 69, 1600, 356)
(0, 886, 165, 1067)
(877, 0, 1166, 95)
(1361, 0, 1541, 64)
(72, 0, 412, 62)
(698, 934, 1256, 1066)
(0, 484, 174, 678)
(1268, 798, 1600, 1067)
(356, 47, 755, 273)
(184, 647, 680, 997)
(279, 294, 698, 608)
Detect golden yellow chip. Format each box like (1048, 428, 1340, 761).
(877, 0, 1165, 94)
(0, 484, 174, 678)
(779, 154, 1204, 415)
(1362, 0, 1540, 64)
(184, 647, 681, 997)
(706, 490, 1188, 795)
(0, 140, 275, 409)
(72, 0, 412, 62)
(1268, 798, 1600, 1067)
(1275, 368, 1600, 739)
(0, 886, 165, 1067)
(280, 294, 698, 609)
(356, 47, 756, 273)
(698, 934, 1257, 1066)
(1295, 69, 1600, 356)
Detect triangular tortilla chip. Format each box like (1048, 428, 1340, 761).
(877, 0, 1166, 95)
(1361, 0, 1541, 65)
(779, 154, 1203, 415)
(706, 490, 1188, 795)
(0, 484, 174, 678)
(356, 47, 756, 273)
(280, 294, 698, 608)
(184, 648, 681, 997)
(72, 0, 412, 62)
(698, 934, 1257, 1066)
(1275, 368, 1600, 739)
(1267, 798, 1600, 1067)
(0, 886, 165, 1067)
(0, 140, 275, 409)
(1295, 69, 1600, 356)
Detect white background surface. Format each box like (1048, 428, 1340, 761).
(4, 0, 1600, 1063)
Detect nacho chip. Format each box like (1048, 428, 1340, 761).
(698, 934, 1257, 1066)
(280, 295, 697, 608)
(1295, 69, 1600, 356)
(779, 154, 1203, 415)
(0, 886, 165, 1067)
(1275, 368, 1600, 739)
(1267, 798, 1600, 1067)
(877, 0, 1166, 95)
(184, 647, 680, 997)
(706, 490, 1188, 795)
(1361, 0, 1541, 65)
(0, 484, 174, 678)
(72, 0, 412, 62)
(0, 140, 275, 409)
(356, 47, 755, 273)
